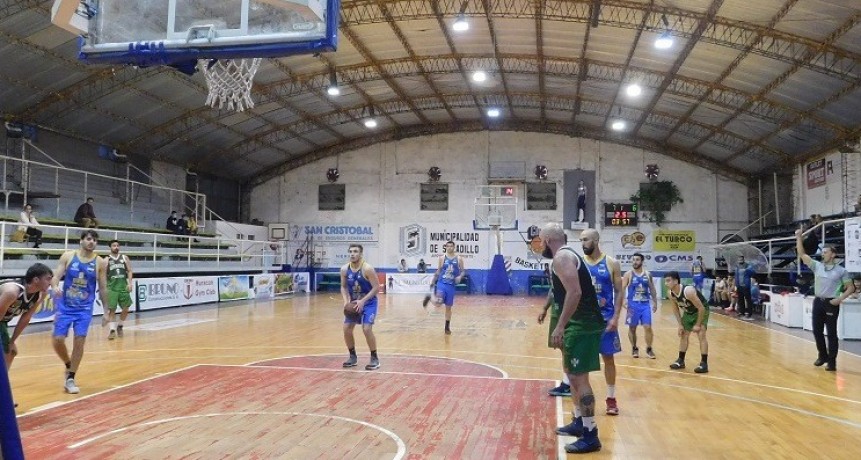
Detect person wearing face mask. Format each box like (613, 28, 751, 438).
(795, 228, 854, 371)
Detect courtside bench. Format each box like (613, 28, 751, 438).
(317, 273, 341, 291)
(456, 274, 470, 294)
(529, 275, 551, 295)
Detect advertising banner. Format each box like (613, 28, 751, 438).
(255, 274, 275, 299)
(137, 276, 218, 311)
(218, 275, 252, 302)
(386, 273, 435, 293)
(290, 223, 379, 242)
(651, 252, 696, 271)
(292, 272, 310, 293)
(845, 218, 861, 272)
(274, 273, 296, 296)
(652, 230, 696, 252)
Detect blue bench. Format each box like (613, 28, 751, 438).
(529, 275, 551, 295)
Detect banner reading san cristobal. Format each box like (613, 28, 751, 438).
(652, 230, 696, 251)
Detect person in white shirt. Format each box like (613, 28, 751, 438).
(17, 204, 42, 248)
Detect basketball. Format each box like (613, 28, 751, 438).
(344, 301, 359, 314)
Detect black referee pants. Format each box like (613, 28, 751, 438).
(812, 297, 839, 366)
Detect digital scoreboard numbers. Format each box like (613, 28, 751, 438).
(604, 203, 639, 227)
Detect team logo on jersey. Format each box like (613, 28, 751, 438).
(399, 224, 427, 257)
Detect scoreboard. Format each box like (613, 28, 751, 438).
(604, 203, 638, 227)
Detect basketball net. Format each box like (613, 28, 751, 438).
(198, 58, 262, 112)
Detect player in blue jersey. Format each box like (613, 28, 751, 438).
(622, 253, 658, 359)
(580, 229, 624, 416)
(423, 241, 466, 335)
(51, 230, 109, 394)
(340, 243, 381, 371)
(691, 255, 705, 290)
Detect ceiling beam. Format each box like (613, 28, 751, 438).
(429, 0, 482, 117)
(481, 0, 515, 117)
(377, 0, 457, 120)
(600, 0, 653, 129)
(691, 13, 859, 152)
(340, 0, 861, 82)
(535, 0, 546, 123)
(632, 0, 725, 134)
(662, 0, 801, 142)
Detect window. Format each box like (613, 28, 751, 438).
(318, 184, 346, 211)
(526, 182, 556, 210)
(420, 183, 448, 211)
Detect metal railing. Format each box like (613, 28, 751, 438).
(0, 221, 286, 274)
(714, 217, 848, 275)
(1, 154, 207, 228)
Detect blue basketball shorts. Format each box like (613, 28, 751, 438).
(600, 330, 622, 356)
(626, 302, 652, 327)
(53, 307, 94, 338)
(344, 301, 378, 325)
(435, 283, 456, 307)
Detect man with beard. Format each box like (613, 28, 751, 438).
(622, 253, 658, 359)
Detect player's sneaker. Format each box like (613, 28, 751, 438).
(632, 347, 639, 358)
(64, 378, 80, 394)
(365, 357, 380, 370)
(556, 417, 584, 437)
(444, 327, 452, 335)
(548, 382, 571, 397)
(117, 325, 124, 338)
(565, 428, 601, 453)
(669, 359, 685, 370)
(101, 315, 108, 327)
(108, 330, 116, 340)
(646, 348, 656, 359)
(694, 362, 709, 373)
(422, 295, 432, 308)
(605, 397, 619, 416)
(342, 355, 358, 368)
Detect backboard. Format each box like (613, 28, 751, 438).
(53, 0, 339, 67)
(474, 185, 518, 231)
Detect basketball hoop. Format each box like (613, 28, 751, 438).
(198, 58, 262, 112)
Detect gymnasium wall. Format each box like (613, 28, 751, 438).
(793, 150, 857, 220)
(250, 132, 749, 292)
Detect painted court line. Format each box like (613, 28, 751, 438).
(122, 318, 215, 331)
(67, 411, 407, 459)
(248, 353, 510, 378)
(19, 365, 201, 418)
(554, 381, 566, 460)
(211, 363, 552, 382)
(623, 376, 861, 430)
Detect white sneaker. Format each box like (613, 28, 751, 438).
(64, 378, 80, 394)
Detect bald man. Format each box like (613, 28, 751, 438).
(544, 223, 604, 453)
(580, 228, 624, 416)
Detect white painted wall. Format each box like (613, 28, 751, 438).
(792, 150, 849, 220)
(150, 160, 188, 209)
(249, 132, 748, 270)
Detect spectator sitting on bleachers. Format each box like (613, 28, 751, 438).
(74, 197, 99, 228)
(177, 213, 190, 235)
(166, 211, 179, 233)
(397, 259, 408, 272)
(187, 213, 199, 235)
(417, 259, 427, 273)
(18, 203, 42, 248)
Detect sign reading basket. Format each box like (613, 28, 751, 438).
(652, 230, 696, 252)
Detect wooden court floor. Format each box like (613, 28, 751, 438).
(9, 293, 861, 459)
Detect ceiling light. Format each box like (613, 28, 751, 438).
(364, 118, 378, 129)
(452, 15, 469, 32)
(487, 108, 501, 118)
(654, 32, 673, 49)
(327, 69, 340, 96)
(611, 120, 626, 131)
(472, 71, 487, 82)
(625, 84, 642, 97)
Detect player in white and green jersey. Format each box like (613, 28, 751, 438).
(105, 240, 133, 340)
